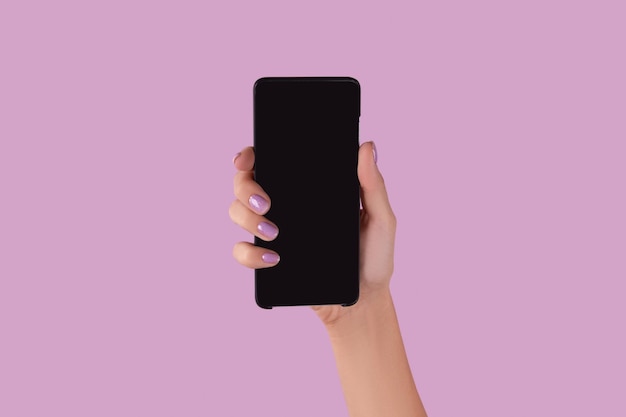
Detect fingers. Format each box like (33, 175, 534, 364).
(357, 141, 396, 227)
(231, 147, 273, 232)
(233, 147, 271, 215)
(229, 199, 279, 241)
(233, 241, 280, 268)
(231, 146, 281, 268)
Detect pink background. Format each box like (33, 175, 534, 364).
(1, 0, 624, 415)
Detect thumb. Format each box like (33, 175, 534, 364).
(358, 141, 395, 221)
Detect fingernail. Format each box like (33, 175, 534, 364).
(262, 253, 280, 264)
(249, 194, 268, 214)
(232, 152, 241, 164)
(371, 141, 378, 164)
(257, 221, 278, 239)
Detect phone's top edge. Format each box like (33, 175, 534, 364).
(254, 76, 360, 88)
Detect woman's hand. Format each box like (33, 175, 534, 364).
(230, 143, 427, 416)
(229, 141, 397, 327)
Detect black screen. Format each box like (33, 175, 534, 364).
(253, 77, 360, 308)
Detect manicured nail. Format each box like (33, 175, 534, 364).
(371, 141, 378, 164)
(257, 221, 278, 239)
(232, 152, 241, 164)
(262, 253, 280, 264)
(249, 194, 268, 214)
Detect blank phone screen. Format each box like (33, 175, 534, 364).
(253, 77, 360, 308)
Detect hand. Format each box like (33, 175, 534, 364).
(230, 142, 397, 326)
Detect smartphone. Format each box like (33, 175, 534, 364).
(253, 77, 361, 309)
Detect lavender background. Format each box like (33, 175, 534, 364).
(1, 0, 624, 416)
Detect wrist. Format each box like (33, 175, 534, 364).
(324, 286, 395, 339)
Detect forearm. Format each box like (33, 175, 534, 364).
(325, 289, 427, 417)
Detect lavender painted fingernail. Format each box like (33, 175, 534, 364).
(233, 152, 241, 164)
(262, 253, 280, 264)
(257, 221, 278, 239)
(249, 194, 268, 213)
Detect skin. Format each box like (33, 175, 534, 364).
(230, 142, 427, 417)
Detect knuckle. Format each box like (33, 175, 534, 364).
(237, 244, 256, 266)
(233, 172, 245, 196)
(228, 200, 241, 222)
(233, 242, 252, 266)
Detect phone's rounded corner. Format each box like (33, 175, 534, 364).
(256, 301, 273, 310)
(341, 288, 360, 308)
(253, 77, 272, 93)
(344, 76, 360, 89)
(343, 77, 361, 116)
(255, 289, 273, 310)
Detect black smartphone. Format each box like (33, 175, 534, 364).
(253, 77, 361, 309)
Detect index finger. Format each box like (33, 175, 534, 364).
(233, 146, 255, 172)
